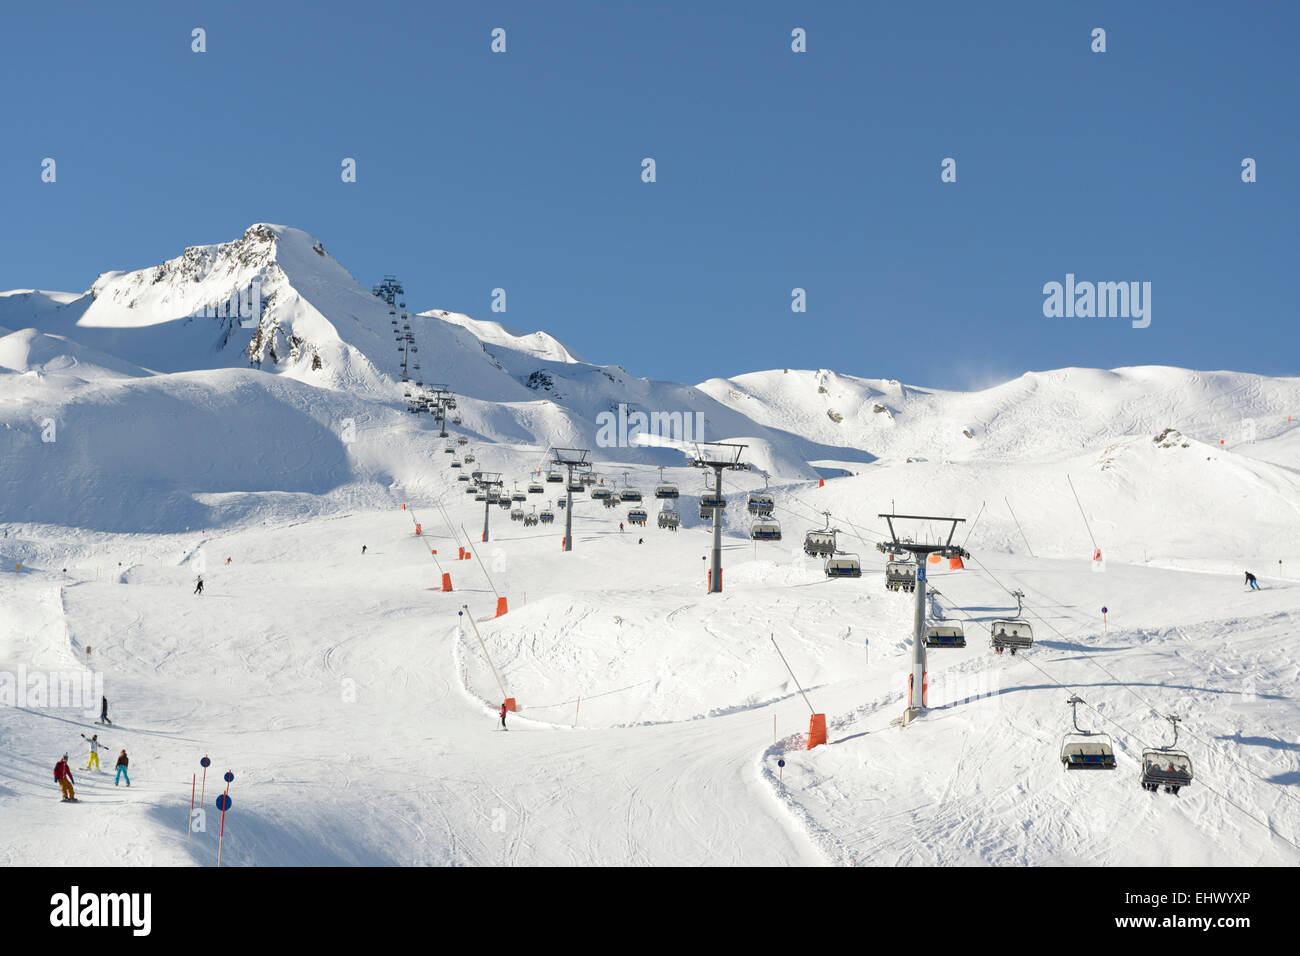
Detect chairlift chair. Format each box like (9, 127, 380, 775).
(510, 505, 525, 522)
(498, 498, 512, 511)
(747, 493, 774, 516)
(547, 470, 564, 484)
(591, 486, 612, 501)
(750, 518, 782, 541)
(658, 509, 680, 530)
(457, 473, 469, 482)
(463, 453, 475, 463)
(655, 467, 680, 500)
(627, 508, 648, 526)
(451, 459, 462, 469)
(825, 552, 862, 578)
(885, 558, 918, 593)
(528, 482, 544, 494)
(925, 625, 966, 648)
(457, 436, 468, 446)
(567, 479, 585, 493)
(556, 498, 567, 510)
(540, 504, 555, 524)
(1060, 696, 1117, 770)
(1140, 715, 1194, 794)
(990, 619, 1034, 655)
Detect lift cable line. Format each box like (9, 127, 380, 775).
(688, 442, 749, 593)
(875, 513, 969, 726)
(962, 500, 986, 549)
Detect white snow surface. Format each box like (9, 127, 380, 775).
(0, 224, 1297, 866)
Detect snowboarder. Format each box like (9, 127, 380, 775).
(361, 545, 367, 555)
(638, 538, 643, 544)
(499, 702, 508, 731)
(99, 695, 111, 725)
(80, 733, 105, 771)
(1245, 571, 1260, 590)
(114, 749, 130, 787)
(54, 754, 75, 801)
(194, 575, 204, 596)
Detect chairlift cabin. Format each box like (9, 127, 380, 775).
(925, 625, 966, 648)
(540, 505, 555, 524)
(750, 518, 782, 541)
(510, 505, 524, 521)
(524, 511, 539, 527)
(700, 493, 726, 511)
(498, 498, 512, 511)
(627, 508, 648, 526)
(747, 493, 774, 516)
(547, 470, 564, 484)
(990, 619, 1033, 655)
(885, 559, 917, 593)
(654, 471, 680, 500)
(621, 487, 643, 503)
(1140, 716, 1194, 795)
(658, 510, 680, 530)
(825, 553, 862, 578)
(804, 530, 837, 557)
(698, 502, 715, 521)
(528, 482, 544, 495)
(567, 478, 585, 493)
(591, 486, 613, 501)
(1060, 696, 1117, 770)
(511, 490, 527, 503)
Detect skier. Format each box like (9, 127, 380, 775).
(54, 754, 76, 801)
(361, 545, 367, 555)
(194, 575, 204, 596)
(619, 522, 624, 533)
(99, 695, 111, 725)
(114, 749, 130, 787)
(225, 556, 232, 565)
(499, 702, 508, 731)
(638, 538, 643, 544)
(80, 733, 105, 771)
(1245, 571, 1260, 590)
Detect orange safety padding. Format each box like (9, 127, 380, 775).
(948, 556, 964, 570)
(414, 523, 422, 536)
(401, 503, 406, 510)
(806, 713, 827, 750)
(922, 671, 928, 708)
(818, 478, 825, 488)
(440, 572, 453, 592)
(494, 596, 509, 618)
(503, 698, 517, 712)
(928, 552, 941, 564)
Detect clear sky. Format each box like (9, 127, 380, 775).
(2, 1, 1296, 388)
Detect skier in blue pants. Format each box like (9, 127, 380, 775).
(1245, 571, 1260, 590)
(114, 750, 130, 787)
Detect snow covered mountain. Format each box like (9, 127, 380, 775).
(1, 223, 1298, 869)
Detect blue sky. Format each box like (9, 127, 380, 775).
(2, 1, 1296, 388)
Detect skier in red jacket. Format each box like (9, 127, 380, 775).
(54, 754, 76, 801)
(499, 703, 508, 731)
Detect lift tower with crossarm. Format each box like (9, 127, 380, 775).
(876, 513, 969, 726)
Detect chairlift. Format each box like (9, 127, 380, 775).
(450, 459, 462, 469)
(654, 466, 679, 500)
(524, 510, 539, 527)
(557, 498, 567, 510)
(498, 498, 512, 511)
(1060, 695, 1117, 770)
(1140, 715, 1193, 795)
(825, 553, 862, 578)
(475, 491, 487, 501)
(885, 557, 917, 593)
(567, 479, 585, 493)
(510, 505, 525, 522)
(540, 504, 555, 524)
(803, 514, 837, 556)
(463, 453, 475, 463)
(657, 509, 680, 530)
(627, 508, 648, 526)
(591, 486, 612, 501)
(457, 473, 469, 482)
(457, 437, 468, 446)
(700, 493, 726, 510)
(925, 625, 966, 648)
(750, 518, 782, 541)
(990, 619, 1033, 655)
(547, 470, 564, 484)
(528, 482, 544, 494)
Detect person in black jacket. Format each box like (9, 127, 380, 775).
(115, 750, 130, 787)
(1245, 571, 1260, 590)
